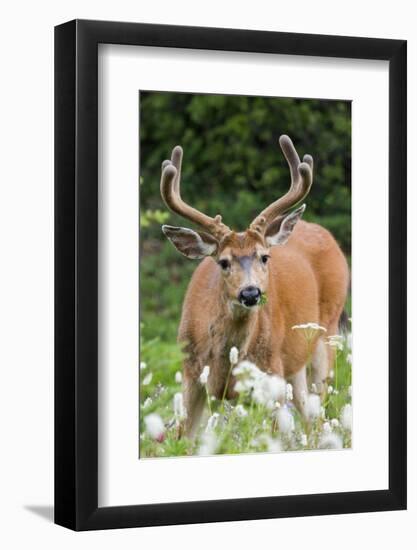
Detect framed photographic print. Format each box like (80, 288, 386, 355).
(55, 19, 407, 530)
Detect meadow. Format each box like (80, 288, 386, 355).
(139, 91, 351, 458)
(139, 324, 352, 457)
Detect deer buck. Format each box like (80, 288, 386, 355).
(160, 135, 349, 437)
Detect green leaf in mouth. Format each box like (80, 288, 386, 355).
(259, 292, 268, 306)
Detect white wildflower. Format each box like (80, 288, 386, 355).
(233, 361, 286, 407)
(286, 383, 293, 401)
(232, 360, 260, 379)
(333, 389, 339, 395)
(264, 375, 286, 402)
(233, 362, 262, 394)
(328, 385, 334, 395)
(300, 433, 308, 446)
(229, 346, 239, 365)
(142, 372, 153, 386)
(143, 397, 152, 409)
(199, 365, 210, 385)
(292, 322, 327, 332)
(322, 421, 332, 433)
(175, 371, 182, 384)
(306, 393, 321, 420)
(140, 361, 147, 370)
(234, 380, 247, 394)
(347, 332, 352, 350)
(326, 334, 344, 351)
(311, 382, 318, 394)
(277, 405, 295, 434)
(347, 353, 352, 364)
(198, 431, 218, 456)
(253, 390, 269, 408)
(320, 406, 326, 419)
(253, 374, 286, 407)
(173, 392, 187, 421)
(292, 322, 327, 343)
(205, 412, 220, 432)
(318, 432, 343, 450)
(266, 436, 282, 453)
(329, 369, 334, 379)
(144, 413, 165, 441)
(340, 403, 352, 431)
(235, 404, 248, 417)
(330, 418, 340, 429)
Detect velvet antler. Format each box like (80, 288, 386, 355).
(160, 146, 231, 241)
(250, 135, 313, 234)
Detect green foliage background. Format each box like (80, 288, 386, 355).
(140, 92, 351, 344)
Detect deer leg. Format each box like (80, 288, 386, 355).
(312, 338, 328, 395)
(289, 366, 309, 421)
(183, 375, 206, 440)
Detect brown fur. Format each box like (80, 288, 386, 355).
(178, 220, 349, 436)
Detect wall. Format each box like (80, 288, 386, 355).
(0, 1, 414, 548)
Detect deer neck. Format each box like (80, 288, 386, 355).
(214, 294, 261, 356)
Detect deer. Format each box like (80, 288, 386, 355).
(159, 135, 349, 438)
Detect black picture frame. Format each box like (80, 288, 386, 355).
(55, 19, 407, 531)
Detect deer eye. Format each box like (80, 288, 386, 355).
(218, 259, 231, 270)
(261, 254, 270, 264)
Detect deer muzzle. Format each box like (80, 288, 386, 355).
(238, 285, 261, 307)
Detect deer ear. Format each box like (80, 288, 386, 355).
(162, 225, 219, 259)
(266, 204, 306, 247)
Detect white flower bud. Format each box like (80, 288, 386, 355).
(277, 406, 295, 434)
(143, 397, 152, 408)
(266, 437, 282, 453)
(142, 372, 152, 386)
(229, 346, 239, 365)
(173, 392, 186, 420)
(205, 412, 220, 432)
(199, 365, 210, 385)
(322, 421, 332, 433)
(198, 432, 218, 456)
(144, 413, 165, 441)
(340, 403, 352, 431)
(235, 404, 248, 417)
(306, 393, 321, 420)
(318, 432, 343, 449)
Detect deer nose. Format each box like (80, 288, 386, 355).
(238, 286, 261, 307)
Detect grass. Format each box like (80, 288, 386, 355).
(139, 324, 352, 458)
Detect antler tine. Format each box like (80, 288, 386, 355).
(160, 146, 231, 240)
(280, 134, 301, 184)
(169, 144, 183, 194)
(250, 135, 313, 234)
